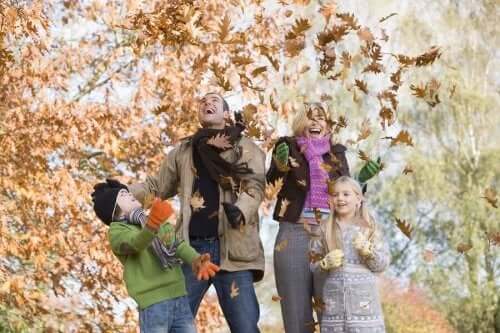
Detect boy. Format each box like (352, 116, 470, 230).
(91, 179, 219, 333)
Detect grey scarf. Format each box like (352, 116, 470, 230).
(127, 208, 183, 269)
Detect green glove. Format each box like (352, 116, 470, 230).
(358, 157, 382, 184)
(273, 142, 289, 171)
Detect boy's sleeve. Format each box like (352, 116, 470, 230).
(157, 223, 199, 264)
(108, 223, 156, 255)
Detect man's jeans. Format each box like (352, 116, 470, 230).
(182, 238, 260, 333)
(139, 296, 196, 333)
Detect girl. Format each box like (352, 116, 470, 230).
(311, 176, 390, 333)
(267, 103, 350, 333)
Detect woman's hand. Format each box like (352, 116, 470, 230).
(273, 142, 289, 171)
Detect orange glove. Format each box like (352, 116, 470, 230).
(192, 253, 220, 280)
(146, 198, 174, 231)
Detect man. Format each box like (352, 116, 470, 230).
(129, 92, 265, 333)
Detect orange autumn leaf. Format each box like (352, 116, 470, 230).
(275, 239, 289, 252)
(481, 187, 498, 208)
(230, 280, 239, 298)
(265, 177, 284, 201)
(395, 217, 413, 239)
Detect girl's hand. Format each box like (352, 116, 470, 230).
(353, 231, 374, 258)
(319, 249, 344, 271)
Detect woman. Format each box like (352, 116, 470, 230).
(267, 103, 350, 333)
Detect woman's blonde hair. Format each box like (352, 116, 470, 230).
(291, 102, 332, 136)
(322, 176, 376, 251)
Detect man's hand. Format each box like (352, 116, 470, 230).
(274, 142, 289, 171)
(192, 253, 220, 280)
(146, 198, 174, 231)
(319, 249, 344, 271)
(353, 230, 374, 258)
(222, 202, 245, 229)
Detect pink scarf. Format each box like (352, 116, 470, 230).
(296, 136, 331, 210)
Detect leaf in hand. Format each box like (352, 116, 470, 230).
(278, 198, 290, 218)
(275, 239, 288, 252)
(230, 280, 239, 298)
(207, 133, 232, 150)
(190, 191, 206, 212)
(482, 188, 498, 208)
(395, 217, 412, 239)
(457, 243, 472, 254)
(265, 177, 284, 201)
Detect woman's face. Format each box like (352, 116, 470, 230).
(303, 107, 329, 138)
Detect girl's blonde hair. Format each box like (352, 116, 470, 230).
(291, 102, 333, 136)
(322, 176, 376, 251)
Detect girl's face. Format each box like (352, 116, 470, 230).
(303, 107, 329, 138)
(115, 189, 141, 218)
(330, 182, 361, 219)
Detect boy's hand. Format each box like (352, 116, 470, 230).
(353, 230, 374, 258)
(222, 203, 245, 229)
(273, 142, 289, 171)
(192, 253, 220, 280)
(319, 249, 344, 271)
(146, 198, 173, 231)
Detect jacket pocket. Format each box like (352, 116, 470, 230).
(226, 223, 260, 262)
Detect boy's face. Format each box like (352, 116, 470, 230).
(115, 189, 141, 218)
(197, 93, 228, 129)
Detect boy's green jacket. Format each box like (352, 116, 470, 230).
(108, 222, 199, 309)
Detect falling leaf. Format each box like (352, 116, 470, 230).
(390, 130, 414, 147)
(289, 156, 299, 168)
(457, 243, 473, 254)
(272, 295, 282, 302)
(486, 231, 500, 246)
(285, 18, 312, 40)
(207, 133, 232, 150)
(358, 150, 370, 162)
(312, 296, 325, 312)
(251, 66, 267, 77)
(379, 12, 397, 23)
(297, 179, 307, 187)
(402, 165, 414, 175)
(308, 250, 322, 263)
(190, 191, 206, 212)
(278, 198, 290, 217)
(395, 217, 412, 239)
(357, 27, 374, 43)
(218, 14, 232, 42)
(449, 84, 457, 98)
(482, 188, 498, 208)
(319, 2, 336, 22)
(319, 162, 333, 173)
(230, 280, 239, 298)
(422, 249, 434, 263)
(355, 79, 368, 94)
(275, 239, 288, 252)
(265, 178, 284, 201)
(356, 118, 371, 142)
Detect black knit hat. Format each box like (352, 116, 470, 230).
(91, 179, 128, 225)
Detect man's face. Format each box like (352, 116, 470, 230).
(198, 93, 227, 129)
